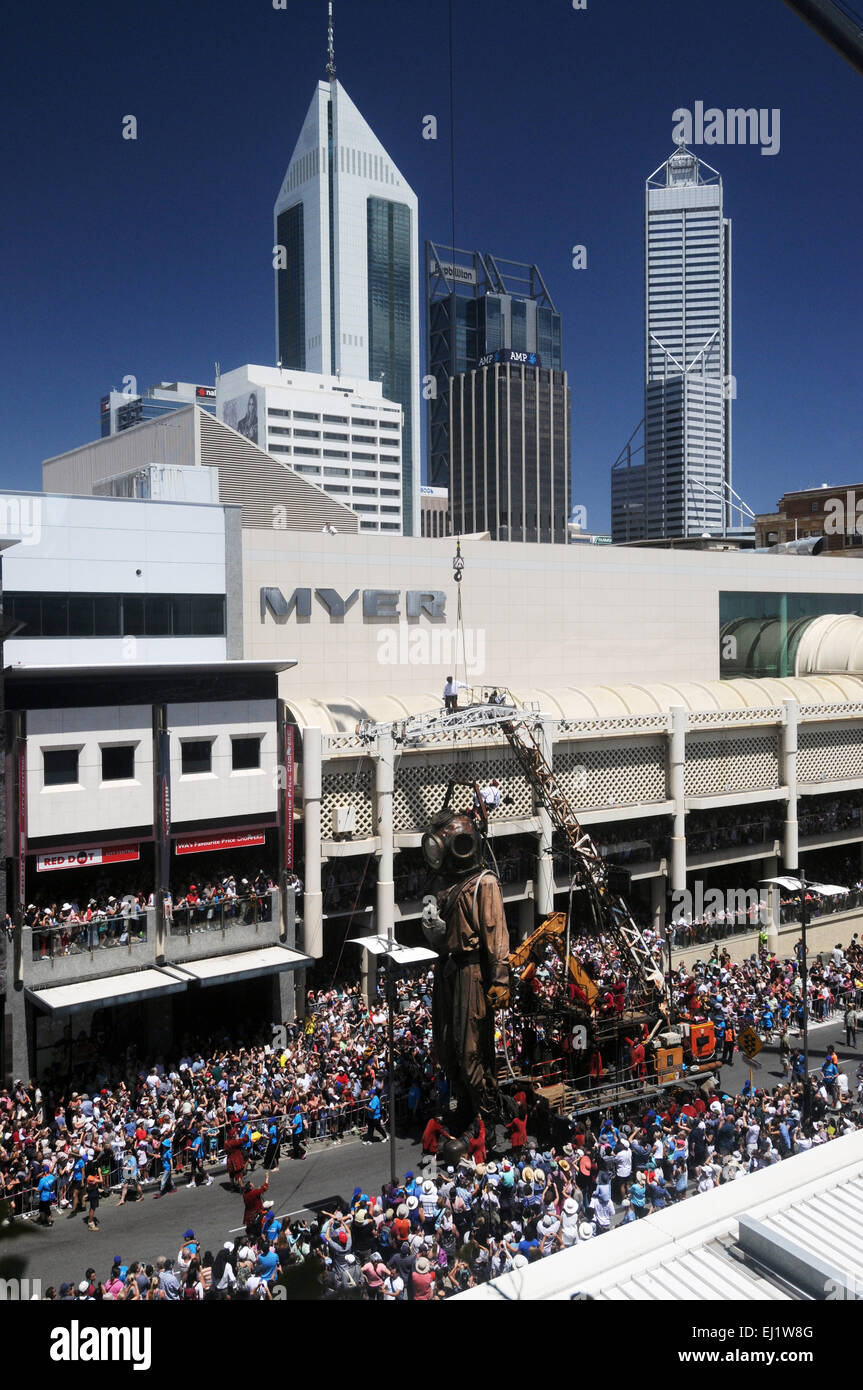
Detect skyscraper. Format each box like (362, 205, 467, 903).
(615, 147, 732, 541)
(450, 355, 570, 544)
(273, 14, 420, 534)
(426, 245, 562, 488)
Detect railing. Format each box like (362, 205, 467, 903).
(30, 915, 147, 961)
(168, 892, 272, 936)
(686, 819, 784, 857)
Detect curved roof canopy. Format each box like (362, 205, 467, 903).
(284, 674, 863, 735)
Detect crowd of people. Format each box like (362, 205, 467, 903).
(24, 868, 283, 958)
(7, 889, 863, 1300)
(29, 1045, 863, 1301)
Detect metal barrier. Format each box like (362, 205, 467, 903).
(169, 893, 271, 936)
(30, 915, 147, 960)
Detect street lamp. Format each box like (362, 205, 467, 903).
(759, 869, 843, 1128)
(348, 933, 437, 1186)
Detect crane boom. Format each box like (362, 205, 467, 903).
(359, 694, 666, 1005)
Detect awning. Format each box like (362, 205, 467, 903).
(26, 968, 186, 1015)
(163, 945, 312, 988)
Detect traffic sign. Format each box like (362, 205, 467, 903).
(738, 1027, 763, 1060)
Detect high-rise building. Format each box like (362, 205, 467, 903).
(426, 245, 562, 488)
(100, 382, 216, 437)
(450, 354, 570, 543)
(615, 147, 732, 542)
(216, 364, 403, 533)
(273, 23, 420, 536)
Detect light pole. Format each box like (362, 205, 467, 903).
(761, 871, 812, 1128)
(349, 933, 436, 1191)
(797, 869, 811, 1128)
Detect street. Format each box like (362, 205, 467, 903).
(16, 1013, 858, 1291)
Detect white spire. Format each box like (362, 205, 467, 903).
(327, 1, 336, 83)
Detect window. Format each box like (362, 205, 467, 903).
(294, 429, 320, 439)
(232, 737, 262, 771)
(322, 414, 348, 424)
(4, 593, 224, 639)
(102, 745, 135, 781)
(323, 449, 349, 459)
(181, 740, 213, 775)
(352, 417, 376, 427)
(268, 407, 292, 418)
(351, 434, 376, 444)
(294, 411, 320, 421)
(44, 748, 79, 786)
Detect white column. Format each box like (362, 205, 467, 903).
(782, 699, 799, 873)
(762, 853, 780, 950)
(519, 895, 534, 943)
(669, 707, 687, 895)
(536, 719, 555, 917)
(302, 726, 323, 959)
(651, 873, 666, 935)
(375, 731, 395, 946)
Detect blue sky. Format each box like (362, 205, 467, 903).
(2, 0, 861, 530)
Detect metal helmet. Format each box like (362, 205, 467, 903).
(421, 811, 482, 877)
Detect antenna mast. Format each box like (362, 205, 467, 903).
(327, 2, 336, 82)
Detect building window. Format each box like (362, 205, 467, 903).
(294, 411, 320, 421)
(43, 748, 79, 787)
(276, 203, 305, 371)
(181, 740, 213, 775)
(351, 434, 376, 444)
(4, 592, 225, 639)
(101, 745, 135, 781)
(322, 414, 348, 424)
(231, 736, 262, 771)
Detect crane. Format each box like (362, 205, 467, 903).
(358, 689, 666, 1015)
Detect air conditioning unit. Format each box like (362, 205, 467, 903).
(658, 1030, 683, 1048)
(333, 805, 357, 836)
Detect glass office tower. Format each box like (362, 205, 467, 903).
(427, 245, 562, 488)
(274, 80, 420, 534)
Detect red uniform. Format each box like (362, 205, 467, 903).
(421, 1117, 447, 1155)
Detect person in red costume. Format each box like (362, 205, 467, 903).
(467, 1115, 486, 1165)
(242, 1174, 269, 1241)
(224, 1127, 246, 1192)
(505, 1111, 527, 1157)
(421, 1113, 452, 1156)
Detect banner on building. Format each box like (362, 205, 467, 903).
(17, 743, 27, 906)
(174, 831, 266, 857)
(285, 724, 295, 872)
(37, 844, 140, 872)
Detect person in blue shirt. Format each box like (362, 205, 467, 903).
(290, 1105, 306, 1161)
(187, 1127, 212, 1188)
(37, 1168, 57, 1226)
(363, 1090, 387, 1146)
(154, 1133, 177, 1198)
(67, 1152, 87, 1219)
(256, 1243, 280, 1284)
(263, 1116, 281, 1173)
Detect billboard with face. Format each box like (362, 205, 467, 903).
(223, 390, 260, 445)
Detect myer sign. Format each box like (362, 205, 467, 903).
(261, 588, 447, 622)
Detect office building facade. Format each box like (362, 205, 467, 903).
(627, 147, 732, 541)
(450, 356, 570, 543)
(273, 79, 420, 534)
(216, 364, 403, 533)
(100, 381, 216, 437)
(427, 245, 562, 488)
